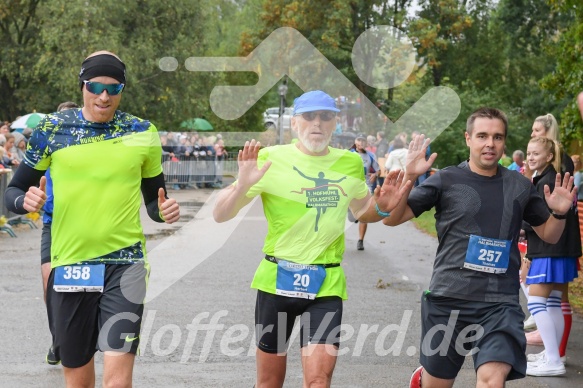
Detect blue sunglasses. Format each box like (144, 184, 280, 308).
(83, 80, 125, 96)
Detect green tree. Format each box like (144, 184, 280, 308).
(0, 0, 44, 120)
(405, 0, 566, 163)
(541, 0, 583, 150)
(195, 0, 268, 133)
(408, 0, 476, 87)
(238, 0, 415, 130)
(495, 0, 571, 122)
(0, 0, 273, 133)
(34, 0, 212, 131)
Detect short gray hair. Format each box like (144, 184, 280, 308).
(512, 150, 524, 159)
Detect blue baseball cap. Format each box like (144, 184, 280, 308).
(293, 90, 340, 115)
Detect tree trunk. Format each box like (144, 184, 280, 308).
(432, 65, 442, 86)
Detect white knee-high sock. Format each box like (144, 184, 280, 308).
(528, 295, 561, 364)
(547, 290, 564, 347)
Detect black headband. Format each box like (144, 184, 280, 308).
(78, 54, 126, 89)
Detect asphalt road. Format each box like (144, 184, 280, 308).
(0, 187, 581, 387)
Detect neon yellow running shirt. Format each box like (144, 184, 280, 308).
(246, 144, 369, 299)
(24, 109, 162, 268)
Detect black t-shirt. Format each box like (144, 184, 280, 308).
(524, 164, 582, 259)
(408, 161, 549, 302)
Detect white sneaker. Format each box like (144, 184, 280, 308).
(526, 360, 566, 376)
(523, 314, 537, 331)
(527, 350, 545, 363)
(526, 350, 567, 365)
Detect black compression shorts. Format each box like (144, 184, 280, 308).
(255, 290, 342, 354)
(40, 223, 51, 265)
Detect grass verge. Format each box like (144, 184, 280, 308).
(409, 208, 437, 238)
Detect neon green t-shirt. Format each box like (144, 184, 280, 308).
(246, 144, 369, 299)
(24, 109, 162, 268)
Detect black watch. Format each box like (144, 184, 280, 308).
(551, 211, 567, 220)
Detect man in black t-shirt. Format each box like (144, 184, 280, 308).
(376, 107, 576, 388)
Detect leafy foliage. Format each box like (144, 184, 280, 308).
(408, 0, 475, 86)
(34, 0, 212, 131)
(0, 0, 581, 154)
(541, 0, 583, 149)
(0, 0, 44, 119)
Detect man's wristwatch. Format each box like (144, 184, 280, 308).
(551, 210, 567, 220)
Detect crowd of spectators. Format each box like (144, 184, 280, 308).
(0, 121, 34, 170)
(1, 121, 33, 226)
(1, 119, 230, 191)
(160, 131, 228, 190)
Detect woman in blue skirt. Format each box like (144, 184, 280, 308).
(523, 136, 581, 377)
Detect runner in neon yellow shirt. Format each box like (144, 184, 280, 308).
(214, 90, 412, 388)
(5, 51, 181, 388)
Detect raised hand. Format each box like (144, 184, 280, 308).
(373, 170, 412, 213)
(236, 139, 272, 190)
(158, 187, 180, 224)
(23, 176, 47, 213)
(405, 134, 437, 178)
(544, 173, 576, 216)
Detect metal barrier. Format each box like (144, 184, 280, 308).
(0, 169, 39, 237)
(222, 160, 239, 177)
(0, 170, 13, 218)
(0, 155, 241, 236)
(162, 155, 238, 187)
(1, 170, 17, 237)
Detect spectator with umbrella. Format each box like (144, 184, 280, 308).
(10, 113, 46, 133)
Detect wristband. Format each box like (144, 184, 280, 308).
(14, 195, 24, 212)
(375, 203, 391, 218)
(551, 210, 567, 220)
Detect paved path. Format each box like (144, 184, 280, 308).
(0, 187, 581, 387)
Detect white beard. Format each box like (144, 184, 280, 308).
(298, 131, 331, 153)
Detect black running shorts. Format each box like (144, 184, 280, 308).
(419, 292, 526, 380)
(40, 223, 51, 265)
(46, 263, 148, 368)
(255, 290, 343, 354)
